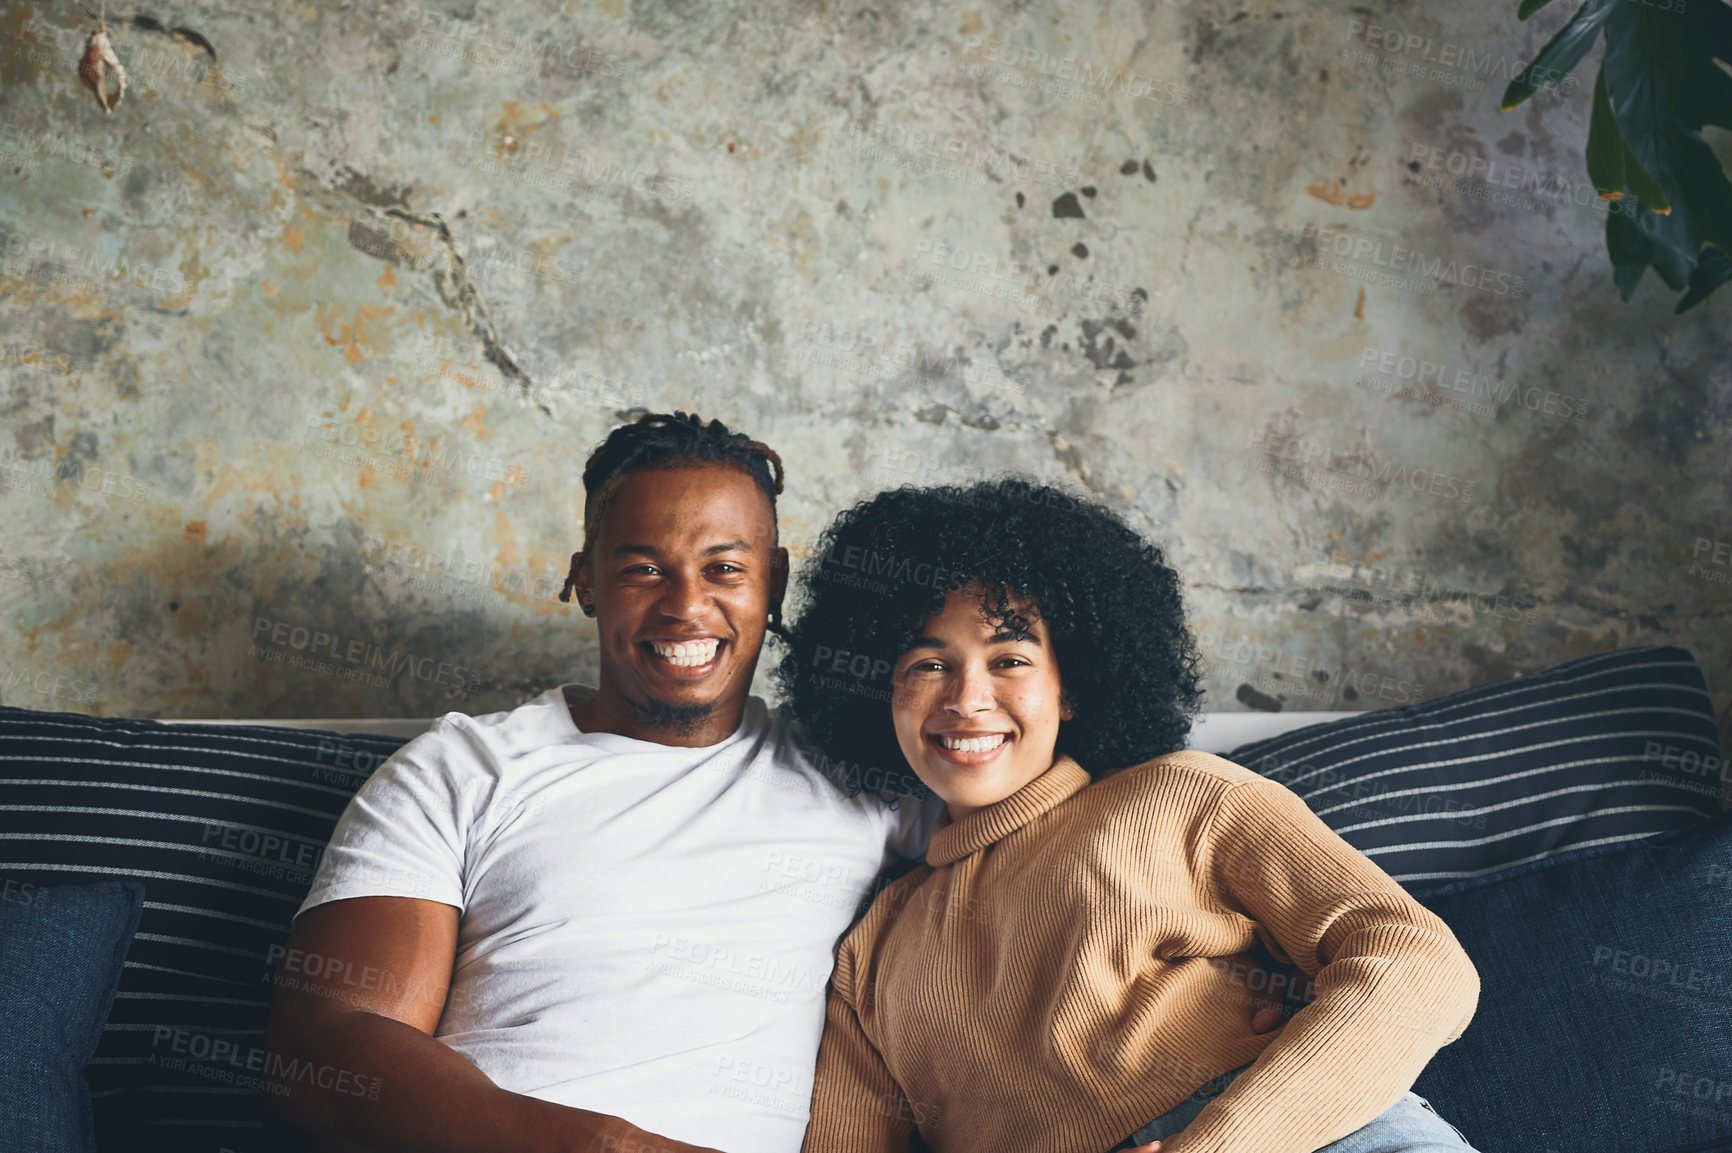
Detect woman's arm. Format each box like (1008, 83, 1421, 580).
(1158, 776, 1480, 1153)
(801, 986, 923, 1153)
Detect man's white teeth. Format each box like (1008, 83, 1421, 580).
(650, 639, 719, 667)
(940, 734, 1007, 753)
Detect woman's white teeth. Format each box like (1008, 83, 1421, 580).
(940, 733, 1006, 753)
(650, 639, 719, 667)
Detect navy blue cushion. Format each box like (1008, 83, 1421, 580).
(0, 706, 409, 1153)
(1414, 808, 1732, 1153)
(0, 880, 145, 1153)
(1227, 645, 1724, 897)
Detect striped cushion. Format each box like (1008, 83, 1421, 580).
(0, 706, 409, 1153)
(1227, 645, 1726, 898)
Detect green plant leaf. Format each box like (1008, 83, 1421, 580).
(1624, 194, 1699, 289)
(1621, 147, 1671, 214)
(1502, 0, 1732, 307)
(1676, 246, 1732, 313)
(1604, 0, 1732, 280)
(1586, 60, 1671, 213)
(1500, 0, 1617, 110)
(1586, 64, 1627, 197)
(1606, 201, 1655, 300)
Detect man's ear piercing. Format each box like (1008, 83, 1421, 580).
(581, 600, 596, 617)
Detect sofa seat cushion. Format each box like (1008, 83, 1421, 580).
(1413, 807, 1732, 1152)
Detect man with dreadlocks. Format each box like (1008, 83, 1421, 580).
(266, 412, 1289, 1153)
(266, 411, 940, 1153)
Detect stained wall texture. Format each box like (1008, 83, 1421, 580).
(1, 1, 1728, 767)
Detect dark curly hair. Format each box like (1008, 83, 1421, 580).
(776, 477, 1204, 799)
(560, 410, 786, 604)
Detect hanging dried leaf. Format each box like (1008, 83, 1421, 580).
(78, 29, 125, 113)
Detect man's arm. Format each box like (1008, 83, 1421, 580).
(264, 896, 722, 1153)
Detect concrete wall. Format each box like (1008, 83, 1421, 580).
(1, 0, 1727, 766)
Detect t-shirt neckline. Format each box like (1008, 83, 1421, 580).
(550, 682, 757, 751)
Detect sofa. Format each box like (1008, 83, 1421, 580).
(1, 643, 1727, 1152)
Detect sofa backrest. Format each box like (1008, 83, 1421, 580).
(160, 709, 1363, 753)
(1, 649, 1723, 1152)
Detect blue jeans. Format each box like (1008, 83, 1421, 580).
(1117, 1063, 1478, 1152)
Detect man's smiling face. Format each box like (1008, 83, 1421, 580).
(573, 464, 787, 746)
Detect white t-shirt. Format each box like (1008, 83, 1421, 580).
(295, 683, 938, 1153)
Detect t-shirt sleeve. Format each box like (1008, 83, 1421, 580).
(777, 706, 940, 863)
(295, 717, 481, 920)
(882, 789, 943, 862)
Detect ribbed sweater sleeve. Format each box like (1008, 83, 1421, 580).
(1161, 776, 1481, 1153)
(801, 936, 916, 1153)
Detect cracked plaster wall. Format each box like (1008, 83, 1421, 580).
(0, 0, 1728, 779)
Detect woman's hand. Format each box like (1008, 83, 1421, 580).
(1116, 953, 1303, 1153)
(1239, 941, 1312, 1033)
(1249, 978, 1292, 1033)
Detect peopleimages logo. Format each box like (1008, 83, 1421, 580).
(0, 229, 187, 296)
(1687, 534, 1731, 585)
(799, 324, 1029, 406)
(1344, 18, 1579, 96)
(301, 414, 531, 487)
(910, 238, 1141, 313)
(0, 663, 99, 705)
(249, 616, 484, 691)
(839, 119, 1082, 189)
(1302, 224, 1525, 298)
(960, 35, 1191, 107)
(150, 1026, 381, 1100)
(1246, 425, 1476, 505)
(1357, 345, 1588, 423)
(646, 933, 819, 1004)
(1408, 143, 1639, 218)
(1693, 537, 1732, 569)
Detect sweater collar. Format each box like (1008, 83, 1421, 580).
(925, 755, 1092, 867)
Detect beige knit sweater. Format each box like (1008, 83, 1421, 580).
(800, 751, 1480, 1153)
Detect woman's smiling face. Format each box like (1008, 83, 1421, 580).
(891, 584, 1069, 822)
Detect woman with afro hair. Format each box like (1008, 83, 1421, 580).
(780, 478, 1481, 1153)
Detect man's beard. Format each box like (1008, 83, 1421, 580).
(633, 695, 715, 738)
